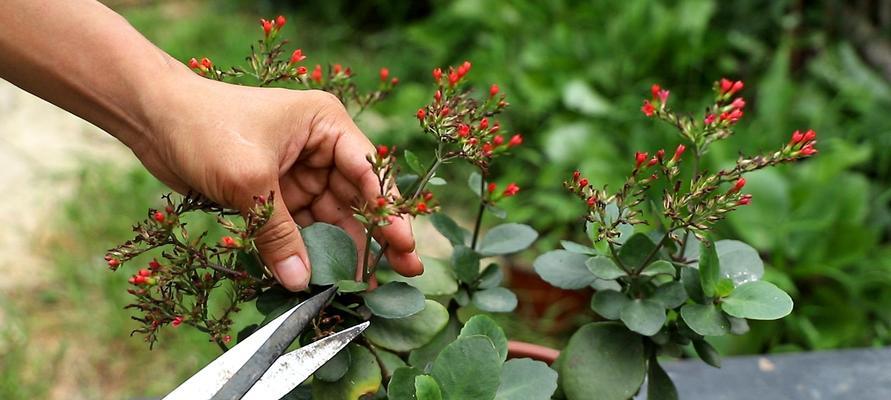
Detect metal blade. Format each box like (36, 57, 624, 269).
(162, 287, 335, 400)
(241, 321, 370, 400)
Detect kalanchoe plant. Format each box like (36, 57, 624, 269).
(535, 80, 816, 400)
(108, 15, 556, 400)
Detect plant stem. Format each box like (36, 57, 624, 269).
(676, 149, 701, 259)
(361, 227, 375, 282)
(638, 230, 673, 273)
(470, 170, 488, 250)
(608, 242, 629, 273)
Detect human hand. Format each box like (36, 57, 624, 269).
(132, 71, 422, 291)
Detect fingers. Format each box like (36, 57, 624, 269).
(250, 184, 312, 291)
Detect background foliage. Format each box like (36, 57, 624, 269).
(1, 0, 890, 398)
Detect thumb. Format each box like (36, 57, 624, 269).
(251, 189, 311, 291)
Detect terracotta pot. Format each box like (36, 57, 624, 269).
(507, 340, 560, 364)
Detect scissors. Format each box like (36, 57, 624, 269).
(162, 286, 369, 400)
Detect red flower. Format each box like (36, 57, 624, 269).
(641, 100, 655, 117)
(720, 78, 744, 95)
(289, 49, 306, 65)
(379, 67, 390, 82)
(275, 15, 286, 28)
(802, 129, 816, 142)
(737, 194, 753, 206)
(223, 335, 232, 344)
(153, 211, 165, 223)
(488, 183, 497, 193)
(635, 151, 649, 168)
(376, 197, 388, 208)
(432, 68, 443, 82)
(578, 178, 588, 188)
(482, 143, 493, 156)
(457, 124, 470, 137)
(572, 170, 581, 181)
(508, 134, 523, 147)
(434, 90, 442, 103)
(417, 108, 426, 121)
(391, 78, 399, 86)
(200, 57, 212, 69)
(423, 192, 434, 201)
(260, 19, 273, 36)
(490, 84, 499, 97)
(377, 145, 389, 157)
(138, 268, 151, 277)
(729, 178, 746, 193)
(458, 61, 472, 77)
(672, 144, 686, 162)
(647, 158, 658, 167)
(730, 97, 746, 110)
(448, 71, 459, 86)
(704, 113, 716, 125)
(439, 107, 450, 117)
(656, 149, 665, 161)
(187, 58, 200, 69)
(172, 316, 183, 327)
(149, 259, 161, 271)
(220, 236, 238, 248)
(296, 66, 307, 75)
(503, 183, 520, 197)
(107, 258, 120, 268)
(479, 118, 489, 130)
(790, 130, 804, 144)
(311, 65, 323, 83)
(587, 196, 596, 207)
(493, 135, 504, 146)
(651, 84, 669, 103)
(416, 202, 428, 213)
(490, 123, 500, 134)
(800, 144, 817, 156)
(333, 64, 343, 75)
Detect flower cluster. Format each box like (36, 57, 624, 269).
(106, 193, 275, 348)
(416, 62, 521, 168)
(578, 78, 818, 243)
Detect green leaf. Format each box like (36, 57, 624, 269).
(486, 204, 508, 219)
(620, 299, 666, 336)
(451, 245, 481, 283)
(618, 233, 657, 271)
(304, 223, 358, 286)
(362, 282, 426, 319)
(379, 257, 458, 296)
(698, 239, 720, 298)
(428, 177, 447, 186)
(404, 150, 426, 175)
(388, 367, 423, 400)
(472, 287, 518, 313)
(715, 278, 735, 297)
(373, 348, 406, 378)
(397, 174, 419, 193)
(468, 172, 483, 197)
(680, 304, 730, 336)
(651, 281, 688, 309)
(408, 317, 460, 369)
(454, 288, 470, 306)
(680, 267, 704, 303)
(414, 375, 443, 400)
(561, 322, 646, 400)
(591, 290, 629, 320)
(478, 224, 538, 256)
(312, 344, 381, 399)
(431, 336, 502, 400)
(560, 240, 598, 255)
(647, 357, 679, 400)
(430, 214, 468, 247)
(255, 286, 297, 315)
(729, 316, 750, 335)
(585, 256, 626, 280)
(237, 251, 265, 279)
(495, 358, 558, 400)
(715, 240, 764, 286)
(336, 280, 368, 293)
(314, 347, 350, 382)
(591, 278, 622, 291)
(641, 260, 676, 278)
(721, 281, 794, 320)
(365, 300, 450, 352)
(693, 339, 722, 368)
(477, 264, 503, 289)
(459, 315, 508, 362)
(533, 250, 595, 289)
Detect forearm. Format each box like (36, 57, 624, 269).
(0, 0, 188, 151)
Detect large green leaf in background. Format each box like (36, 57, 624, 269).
(560, 322, 646, 400)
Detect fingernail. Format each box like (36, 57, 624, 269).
(275, 256, 310, 291)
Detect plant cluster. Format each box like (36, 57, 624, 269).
(533, 81, 816, 399)
(108, 16, 556, 400)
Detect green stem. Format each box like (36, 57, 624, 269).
(608, 242, 629, 273)
(361, 227, 376, 282)
(637, 230, 673, 273)
(676, 149, 701, 259)
(470, 170, 488, 250)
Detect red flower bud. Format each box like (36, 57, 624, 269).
(439, 107, 450, 117)
(188, 58, 200, 69)
(656, 149, 665, 161)
(488, 183, 497, 193)
(417, 108, 426, 121)
(134, 275, 146, 285)
(377, 145, 389, 157)
(490, 123, 501, 134)
(720, 78, 733, 93)
(579, 178, 588, 188)
(800, 144, 817, 156)
(149, 259, 161, 270)
(704, 113, 716, 125)
(732, 80, 744, 94)
(635, 151, 649, 168)
(311, 65, 323, 83)
(200, 57, 212, 69)
(416, 202, 428, 213)
(802, 129, 816, 143)
(391, 78, 399, 86)
(729, 178, 746, 193)
(275, 15, 286, 28)
(379, 67, 389, 82)
(651, 84, 661, 99)
(107, 258, 120, 268)
(457, 124, 470, 137)
(423, 192, 434, 201)
(479, 118, 489, 130)
(572, 170, 581, 181)
(508, 134, 523, 147)
(138, 268, 151, 277)
(641, 100, 655, 117)
(503, 183, 520, 197)
(376, 197, 388, 208)
(737, 194, 752, 206)
(434, 90, 442, 103)
(153, 211, 165, 223)
(432, 68, 443, 82)
(587, 196, 596, 207)
(223, 335, 232, 344)
(790, 130, 804, 144)
(289, 49, 306, 65)
(458, 61, 472, 77)
(448, 71, 459, 86)
(731, 97, 746, 110)
(647, 158, 658, 167)
(482, 143, 493, 156)
(296, 66, 307, 75)
(260, 19, 273, 35)
(493, 135, 504, 146)
(490, 84, 499, 97)
(672, 144, 686, 162)
(220, 236, 238, 248)
(172, 316, 183, 327)
(469, 137, 479, 146)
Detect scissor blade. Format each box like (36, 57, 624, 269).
(163, 288, 334, 400)
(241, 321, 370, 400)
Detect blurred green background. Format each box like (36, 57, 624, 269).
(1, 0, 890, 398)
